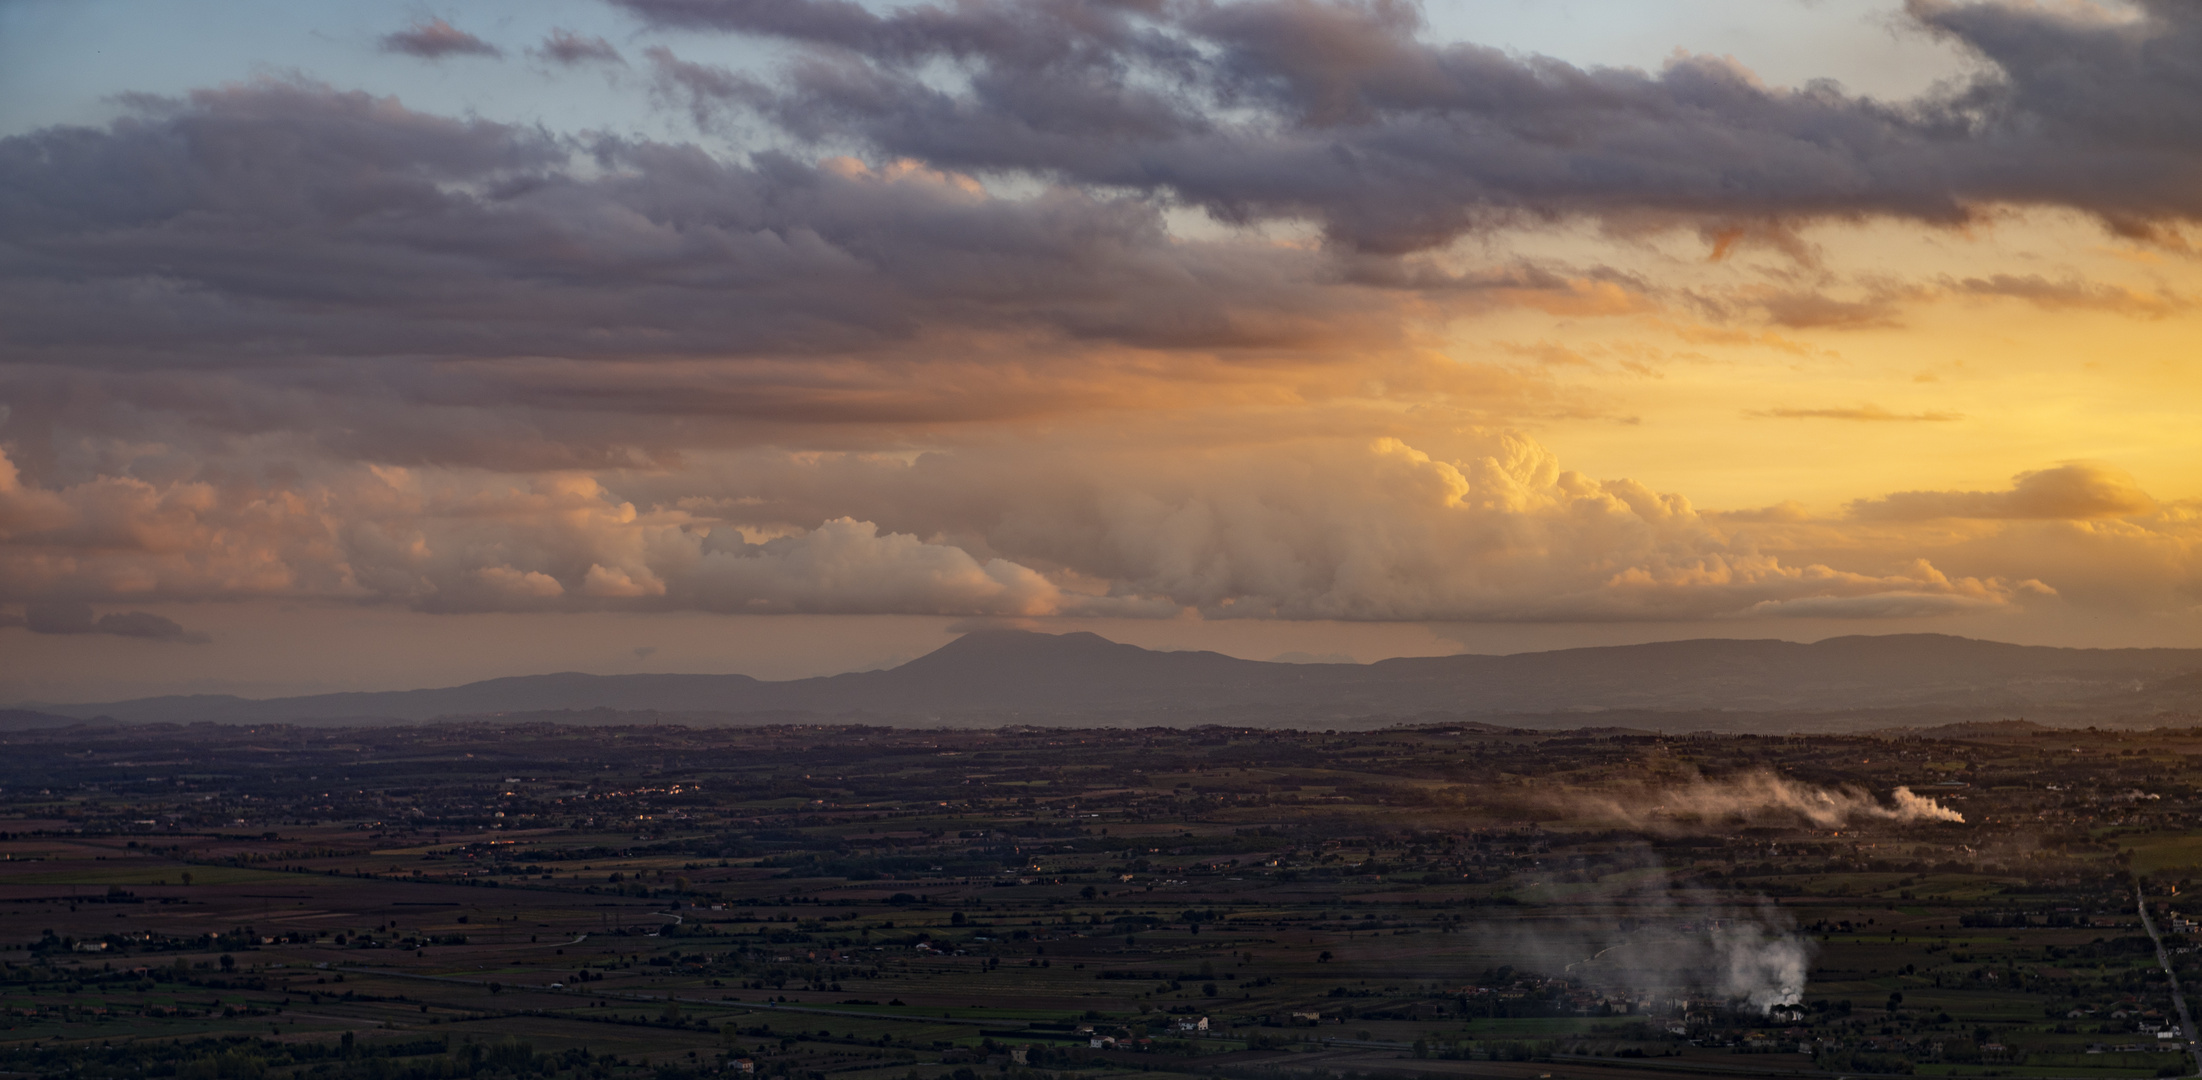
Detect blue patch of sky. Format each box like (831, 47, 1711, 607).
(0, 0, 777, 142)
(1420, 0, 1977, 100)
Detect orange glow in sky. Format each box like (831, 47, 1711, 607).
(3, 0, 2201, 699)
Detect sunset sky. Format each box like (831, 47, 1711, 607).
(3, 0, 2200, 702)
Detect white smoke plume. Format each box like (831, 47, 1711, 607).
(1710, 919, 1811, 1013)
(1494, 852, 1815, 1015)
(1888, 786, 1966, 823)
(1571, 896, 1814, 1015)
(1570, 769, 1963, 830)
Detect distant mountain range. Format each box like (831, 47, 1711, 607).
(21, 630, 2202, 731)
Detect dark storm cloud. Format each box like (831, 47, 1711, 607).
(380, 18, 503, 59)
(4, 603, 207, 642)
(5, 1, 2200, 625)
(0, 77, 1496, 469)
(0, 79, 1392, 367)
(8, 2, 2191, 469)
(612, 0, 2202, 252)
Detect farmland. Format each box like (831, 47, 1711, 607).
(3, 719, 2200, 1079)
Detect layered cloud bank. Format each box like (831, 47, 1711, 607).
(618, 0, 2202, 250)
(2, 1, 2201, 641)
(8, 431, 2196, 623)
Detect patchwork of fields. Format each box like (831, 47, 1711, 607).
(3, 720, 2198, 1079)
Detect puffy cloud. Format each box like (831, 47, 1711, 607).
(2, 79, 1570, 472)
(4, 3, 2200, 642)
(1, 432, 2196, 623)
(676, 517, 1068, 615)
(549, 437, 2196, 623)
(380, 18, 501, 60)
(0, 447, 1076, 617)
(1849, 464, 2159, 521)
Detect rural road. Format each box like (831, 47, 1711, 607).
(2133, 880, 2202, 1079)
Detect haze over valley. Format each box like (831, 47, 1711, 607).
(22, 630, 2202, 731)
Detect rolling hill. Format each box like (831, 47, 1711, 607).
(32, 630, 2202, 728)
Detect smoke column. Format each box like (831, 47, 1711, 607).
(1494, 852, 1815, 1015)
(1711, 918, 1811, 1012)
(1484, 773, 1958, 1013)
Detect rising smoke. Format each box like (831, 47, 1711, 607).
(1709, 917, 1812, 1013)
(1497, 853, 1814, 1014)
(1571, 769, 1964, 830)
(1488, 771, 1962, 1013)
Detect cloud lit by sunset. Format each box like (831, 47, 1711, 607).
(3, 0, 2199, 699)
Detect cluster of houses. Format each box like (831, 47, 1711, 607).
(1080, 1015, 1209, 1049)
(2066, 1000, 2186, 1038)
(1462, 980, 1775, 1024)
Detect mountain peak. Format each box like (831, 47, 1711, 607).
(937, 628, 1120, 652)
(894, 629, 1159, 676)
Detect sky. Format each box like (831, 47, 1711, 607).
(3, 0, 2201, 703)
